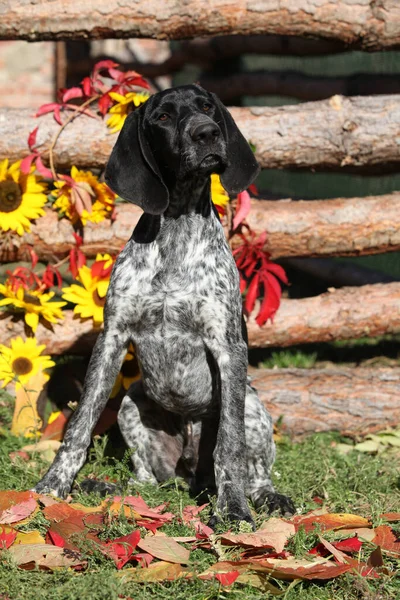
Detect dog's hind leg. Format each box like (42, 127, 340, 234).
(118, 380, 186, 485)
(244, 380, 295, 515)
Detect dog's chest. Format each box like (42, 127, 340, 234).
(110, 213, 239, 332)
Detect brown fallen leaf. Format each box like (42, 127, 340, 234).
(255, 556, 352, 581)
(8, 543, 85, 570)
(334, 527, 376, 543)
(236, 572, 283, 595)
(118, 561, 187, 582)
(219, 517, 294, 556)
(372, 525, 400, 555)
(137, 535, 190, 564)
(380, 512, 400, 523)
(292, 512, 370, 533)
(318, 536, 348, 564)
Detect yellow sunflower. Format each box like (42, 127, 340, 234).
(0, 336, 55, 389)
(110, 344, 140, 398)
(211, 174, 229, 213)
(107, 91, 150, 133)
(0, 159, 48, 236)
(52, 166, 115, 225)
(61, 253, 113, 326)
(0, 282, 66, 332)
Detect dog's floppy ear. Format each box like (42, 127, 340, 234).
(104, 107, 169, 215)
(211, 93, 260, 195)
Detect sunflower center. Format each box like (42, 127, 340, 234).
(0, 180, 22, 213)
(121, 358, 140, 379)
(24, 293, 42, 306)
(92, 289, 106, 307)
(12, 357, 33, 376)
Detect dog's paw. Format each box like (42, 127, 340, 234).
(265, 492, 296, 517)
(78, 479, 121, 497)
(32, 477, 71, 499)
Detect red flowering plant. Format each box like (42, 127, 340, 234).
(230, 187, 288, 326)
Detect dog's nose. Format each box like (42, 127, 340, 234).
(190, 122, 220, 145)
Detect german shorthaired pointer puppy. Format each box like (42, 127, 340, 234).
(34, 85, 294, 526)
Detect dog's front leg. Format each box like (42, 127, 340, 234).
(33, 328, 128, 497)
(211, 341, 254, 527)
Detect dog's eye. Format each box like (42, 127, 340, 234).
(203, 103, 212, 112)
(158, 113, 169, 121)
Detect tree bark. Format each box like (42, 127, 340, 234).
(0, 1, 399, 50)
(3, 193, 400, 264)
(1, 283, 399, 352)
(3, 95, 400, 172)
(250, 366, 400, 438)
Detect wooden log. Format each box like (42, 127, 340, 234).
(1, 1, 400, 51)
(3, 193, 400, 264)
(1, 283, 399, 352)
(2, 94, 400, 171)
(250, 366, 400, 437)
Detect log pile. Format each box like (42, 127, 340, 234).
(3, 94, 400, 171)
(1, 1, 400, 50)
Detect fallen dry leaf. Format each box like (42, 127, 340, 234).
(292, 512, 370, 533)
(14, 530, 46, 545)
(8, 543, 85, 570)
(0, 497, 37, 525)
(102, 530, 141, 569)
(381, 512, 400, 523)
(257, 556, 352, 581)
(0, 525, 17, 549)
(372, 525, 400, 555)
(236, 571, 283, 595)
(118, 560, 186, 582)
(137, 535, 190, 564)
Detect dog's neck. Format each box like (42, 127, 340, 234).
(164, 173, 212, 218)
(132, 174, 220, 244)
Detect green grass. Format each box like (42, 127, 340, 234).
(0, 390, 399, 599)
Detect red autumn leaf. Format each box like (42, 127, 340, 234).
(215, 570, 240, 586)
(0, 497, 37, 525)
(28, 248, 39, 269)
(92, 59, 119, 76)
(232, 190, 251, 230)
(0, 525, 17, 549)
(35, 156, 54, 179)
(293, 512, 370, 534)
(98, 93, 114, 116)
(20, 153, 38, 175)
(372, 525, 400, 555)
(257, 556, 352, 581)
(244, 272, 259, 316)
(53, 104, 62, 125)
(334, 537, 363, 553)
(103, 530, 141, 569)
(182, 504, 208, 524)
(41, 411, 69, 441)
(35, 102, 62, 117)
(194, 521, 214, 539)
(248, 183, 258, 196)
(255, 273, 281, 326)
(46, 530, 66, 547)
(264, 261, 289, 285)
(134, 552, 154, 567)
(91, 260, 112, 279)
(27, 126, 39, 150)
(62, 87, 84, 102)
(113, 495, 174, 522)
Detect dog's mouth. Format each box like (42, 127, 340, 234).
(198, 154, 225, 173)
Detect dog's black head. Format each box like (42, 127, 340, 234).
(105, 84, 259, 215)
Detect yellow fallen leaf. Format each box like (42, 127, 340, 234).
(14, 530, 46, 545)
(118, 561, 187, 582)
(11, 371, 47, 437)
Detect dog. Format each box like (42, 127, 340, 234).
(34, 85, 294, 526)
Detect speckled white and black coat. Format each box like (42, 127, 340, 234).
(34, 85, 294, 525)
